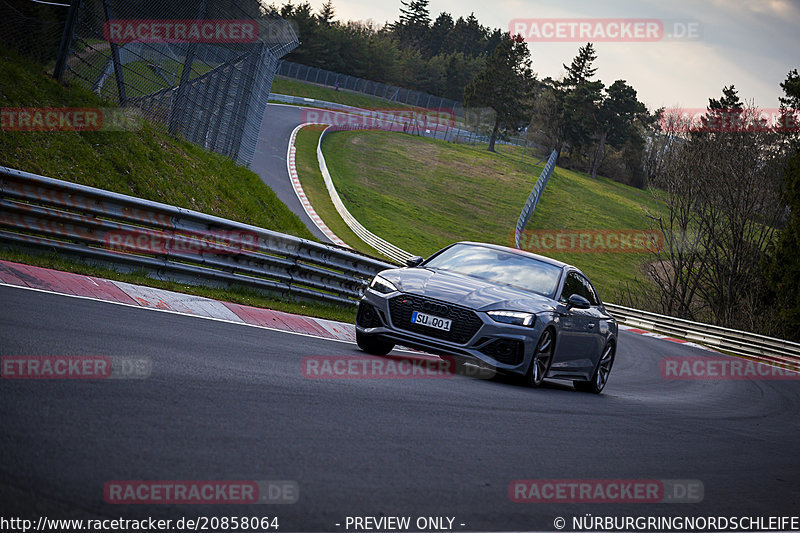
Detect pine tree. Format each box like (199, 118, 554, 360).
(318, 0, 335, 26)
(463, 35, 535, 152)
(394, 0, 431, 49)
(562, 43, 597, 88)
(765, 69, 800, 340)
(701, 85, 743, 132)
(559, 43, 601, 161)
(589, 80, 646, 179)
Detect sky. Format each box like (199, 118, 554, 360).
(314, 0, 800, 112)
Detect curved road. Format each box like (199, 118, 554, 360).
(2, 284, 799, 531)
(251, 102, 455, 246)
(251, 104, 331, 242)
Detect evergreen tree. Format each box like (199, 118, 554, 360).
(701, 85, 743, 132)
(394, 0, 431, 49)
(559, 43, 602, 161)
(463, 35, 535, 152)
(425, 12, 454, 58)
(589, 80, 646, 178)
(318, 0, 335, 26)
(765, 69, 800, 340)
(562, 43, 597, 88)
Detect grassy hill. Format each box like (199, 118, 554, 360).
(0, 49, 360, 322)
(297, 129, 661, 299)
(0, 49, 314, 239)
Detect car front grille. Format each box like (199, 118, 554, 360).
(388, 294, 483, 345)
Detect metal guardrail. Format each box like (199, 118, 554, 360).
(1, 166, 797, 366)
(605, 303, 800, 368)
(0, 166, 393, 306)
(270, 93, 360, 111)
(315, 125, 413, 264)
(267, 93, 544, 149)
(515, 149, 558, 249)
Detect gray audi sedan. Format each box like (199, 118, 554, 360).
(355, 242, 618, 393)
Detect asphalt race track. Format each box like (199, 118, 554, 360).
(250, 102, 457, 246)
(2, 284, 799, 531)
(251, 104, 331, 243)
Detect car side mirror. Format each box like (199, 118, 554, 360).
(567, 294, 591, 309)
(406, 256, 424, 268)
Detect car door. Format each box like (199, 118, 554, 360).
(579, 274, 607, 370)
(552, 270, 597, 374)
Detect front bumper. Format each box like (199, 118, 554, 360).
(356, 289, 545, 375)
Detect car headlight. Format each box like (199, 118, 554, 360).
(369, 275, 398, 294)
(487, 310, 536, 327)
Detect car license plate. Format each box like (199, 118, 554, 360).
(411, 311, 452, 331)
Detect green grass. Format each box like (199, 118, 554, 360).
(294, 126, 386, 259)
(316, 130, 662, 297)
(99, 60, 216, 100)
(0, 50, 314, 239)
(0, 49, 358, 323)
(272, 77, 418, 111)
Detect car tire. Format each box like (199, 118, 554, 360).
(356, 330, 395, 356)
(524, 328, 554, 388)
(574, 341, 615, 394)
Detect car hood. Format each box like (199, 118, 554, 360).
(378, 268, 557, 313)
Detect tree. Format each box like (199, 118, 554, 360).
(393, 0, 431, 49)
(318, 0, 335, 25)
(425, 12, 454, 58)
(778, 69, 800, 148)
(764, 68, 800, 340)
(528, 79, 566, 154)
(559, 43, 602, 162)
(282, 2, 328, 66)
(562, 43, 597, 88)
(562, 78, 604, 161)
(645, 99, 786, 331)
(700, 85, 743, 132)
(463, 35, 535, 152)
(764, 152, 800, 339)
(275, 0, 512, 104)
(589, 80, 646, 179)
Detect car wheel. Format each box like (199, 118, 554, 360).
(356, 330, 395, 356)
(574, 341, 615, 394)
(524, 328, 554, 388)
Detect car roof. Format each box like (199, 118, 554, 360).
(455, 241, 574, 271)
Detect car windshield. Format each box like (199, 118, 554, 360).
(423, 244, 563, 298)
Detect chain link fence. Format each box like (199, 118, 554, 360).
(0, 0, 68, 62)
(277, 60, 463, 117)
(1, 0, 298, 168)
